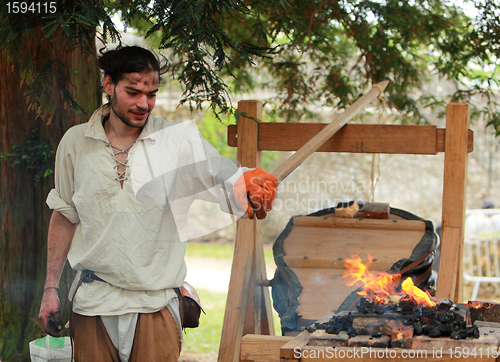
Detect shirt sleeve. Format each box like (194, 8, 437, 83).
(176, 127, 247, 215)
(46, 129, 80, 224)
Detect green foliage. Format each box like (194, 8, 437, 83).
(0, 129, 55, 182)
(197, 111, 237, 160)
(0, 1, 112, 121)
(1, 0, 500, 126)
(219, 0, 500, 126)
(198, 110, 280, 169)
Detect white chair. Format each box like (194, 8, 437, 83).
(463, 209, 500, 300)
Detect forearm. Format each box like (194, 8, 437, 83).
(44, 210, 77, 288)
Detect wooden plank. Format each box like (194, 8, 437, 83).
(436, 103, 470, 303)
(255, 229, 275, 335)
(282, 256, 413, 270)
(280, 330, 311, 361)
(410, 334, 499, 350)
(228, 124, 474, 154)
(218, 219, 258, 362)
(244, 245, 257, 336)
(437, 128, 474, 154)
(434, 227, 460, 301)
(218, 101, 263, 362)
(240, 335, 293, 362)
(292, 216, 426, 231)
(236, 100, 262, 168)
(282, 227, 424, 270)
(308, 330, 349, 347)
(243, 221, 268, 336)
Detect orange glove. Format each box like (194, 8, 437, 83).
(234, 168, 278, 219)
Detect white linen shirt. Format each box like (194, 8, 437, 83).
(46, 104, 244, 316)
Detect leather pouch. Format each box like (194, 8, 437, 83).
(176, 281, 204, 328)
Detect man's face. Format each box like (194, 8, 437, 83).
(104, 71, 159, 129)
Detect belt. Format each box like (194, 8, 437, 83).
(80, 270, 105, 283)
(72, 270, 106, 301)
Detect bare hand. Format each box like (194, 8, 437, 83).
(39, 289, 63, 337)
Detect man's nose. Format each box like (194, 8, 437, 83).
(137, 94, 148, 109)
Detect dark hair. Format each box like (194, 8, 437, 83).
(98, 46, 168, 84)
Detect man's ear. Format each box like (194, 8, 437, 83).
(102, 74, 115, 98)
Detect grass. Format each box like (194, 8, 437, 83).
(182, 288, 227, 354)
(183, 242, 281, 355)
(185, 242, 275, 264)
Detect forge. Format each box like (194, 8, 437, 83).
(225, 102, 474, 362)
(272, 202, 500, 360)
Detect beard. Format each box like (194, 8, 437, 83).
(109, 93, 150, 129)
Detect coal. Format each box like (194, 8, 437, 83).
(356, 297, 402, 314)
(435, 299, 453, 313)
(402, 302, 476, 340)
(312, 297, 481, 342)
(308, 313, 358, 338)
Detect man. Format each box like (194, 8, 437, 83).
(38, 46, 277, 361)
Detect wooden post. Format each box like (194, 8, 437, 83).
(218, 101, 274, 362)
(436, 103, 470, 302)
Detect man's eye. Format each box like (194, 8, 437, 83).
(127, 92, 137, 96)
(149, 94, 157, 98)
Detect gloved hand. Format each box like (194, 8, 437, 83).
(234, 168, 278, 219)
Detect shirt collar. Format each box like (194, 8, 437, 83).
(83, 104, 156, 142)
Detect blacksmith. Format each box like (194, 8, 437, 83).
(38, 45, 277, 361)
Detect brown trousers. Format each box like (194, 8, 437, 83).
(70, 307, 181, 362)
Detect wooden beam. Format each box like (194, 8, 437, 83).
(254, 228, 275, 336)
(219, 101, 266, 362)
(236, 100, 262, 168)
(218, 219, 259, 362)
(436, 103, 470, 302)
(292, 217, 426, 231)
(228, 124, 474, 155)
(241, 335, 293, 362)
(280, 331, 311, 361)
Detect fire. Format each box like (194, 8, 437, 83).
(400, 277, 436, 307)
(342, 254, 436, 307)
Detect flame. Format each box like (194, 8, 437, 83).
(342, 254, 436, 307)
(401, 277, 436, 307)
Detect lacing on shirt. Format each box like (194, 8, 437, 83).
(105, 141, 136, 182)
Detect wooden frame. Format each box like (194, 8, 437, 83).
(217, 101, 472, 362)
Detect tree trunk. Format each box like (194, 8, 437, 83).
(0, 19, 101, 361)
